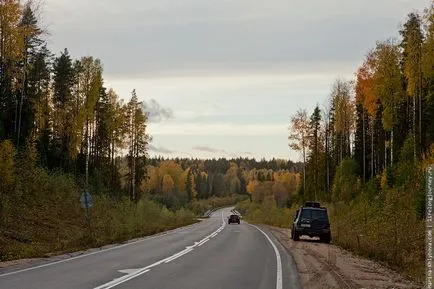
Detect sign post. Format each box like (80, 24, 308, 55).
(80, 191, 93, 239)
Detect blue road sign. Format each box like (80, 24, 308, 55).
(80, 192, 93, 209)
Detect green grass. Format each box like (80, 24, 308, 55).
(0, 167, 198, 262)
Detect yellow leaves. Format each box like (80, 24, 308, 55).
(142, 161, 186, 194)
(0, 0, 24, 80)
(331, 79, 355, 133)
(141, 166, 158, 193)
(161, 174, 175, 195)
(402, 13, 424, 98)
(246, 180, 259, 194)
(189, 171, 197, 200)
(158, 160, 185, 191)
(250, 181, 274, 203)
(288, 109, 310, 153)
(271, 171, 299, 206)
(371, 41, 403, 131)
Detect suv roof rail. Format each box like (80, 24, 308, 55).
(304, 201, 321, 208)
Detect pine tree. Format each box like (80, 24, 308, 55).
(400, 13, 424, 158)
(308, 105, 321, 200)
(127, 90, 150, 202)
(16, 2, 44, 146)
(52, 49, 74, 169)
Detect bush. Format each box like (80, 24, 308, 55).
(236, 197, 296, 228)
(1, 163, 197, 261)
(328, 188, 424, 282)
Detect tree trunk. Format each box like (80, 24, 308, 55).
(413, 94, 416, 161)
(325, 118, 330, 193)
(362, 109, 366, 182)
(371, 121, 374, 179)
(302, 144, 306, 197)
(391, 128, 394, 166)
(419, 42, 423, 153)
(85, 116, 89, 189)
(131, 113, 136, 202)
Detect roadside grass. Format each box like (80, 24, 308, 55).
(328, 195, 424, 283)
(236, 196, 424, 283)
(236, 197, 296, 229)
(0, 166, 239, 262)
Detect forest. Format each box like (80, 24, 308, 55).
(238, 3, 434, 282)
(0, 1, 301, 261)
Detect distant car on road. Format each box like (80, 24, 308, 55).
(291, 202, 331, 243)
(228, 214, 240, 224)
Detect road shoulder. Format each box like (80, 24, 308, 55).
(265, 225, 422, 289)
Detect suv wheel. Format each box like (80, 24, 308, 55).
(293, 229, 300, 241)
(321, 233, 331, 244)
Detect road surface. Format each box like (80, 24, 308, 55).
(0, 207, 301, 289)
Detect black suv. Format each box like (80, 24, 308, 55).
(291, 202, 331, 243)
(228, 214, 240, 224)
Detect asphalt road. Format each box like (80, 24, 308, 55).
(0, 207, 301, 289)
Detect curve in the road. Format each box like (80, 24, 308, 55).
(0, 207, 301, 289)
(93, 212, 227, 289)
(250, 225, 282, 289)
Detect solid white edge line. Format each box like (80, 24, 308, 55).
(250, 225, 283, 289)
(1, 208, 232, 278)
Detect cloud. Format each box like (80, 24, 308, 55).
(192, 145, 237, 157)
(149, 144, 175, 154)
(142, 99, 173, 123)
(45, 0, 428, 78)
(193, 146, 227, 153)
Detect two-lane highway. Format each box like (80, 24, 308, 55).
(0, 208, 301, 289)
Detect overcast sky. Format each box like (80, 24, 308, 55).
(44, 0, 429, 161)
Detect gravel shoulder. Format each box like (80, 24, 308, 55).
(265, 226, 422, 289)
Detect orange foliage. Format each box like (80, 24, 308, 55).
(355, 52, 378, 117)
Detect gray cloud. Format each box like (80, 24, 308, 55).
(46, 0, 428, 78)
(193, 145, 237, 157)
(142, 99, 173, 123)
(193, 146, 227, 153)
(149, 144, 175, 154)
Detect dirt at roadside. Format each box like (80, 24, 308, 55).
(265, 226, 422, 289)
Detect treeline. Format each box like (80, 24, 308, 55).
(141, 157, 301, 210)
(287, 4, 433, 281)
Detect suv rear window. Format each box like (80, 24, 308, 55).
(300, 208, 328, 220)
